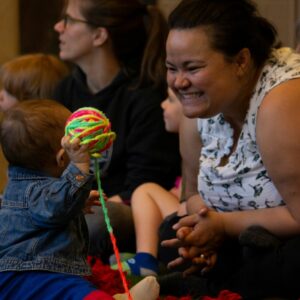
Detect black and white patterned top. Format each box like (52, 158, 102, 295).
(198, 48, 300, 212)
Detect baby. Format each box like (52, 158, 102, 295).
(0, 99, 158, 300)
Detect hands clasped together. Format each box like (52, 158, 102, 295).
(162, 208, 226, 275)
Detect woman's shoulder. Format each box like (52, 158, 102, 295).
(250, 48, 300, 110)
(261, 48, 300, 88)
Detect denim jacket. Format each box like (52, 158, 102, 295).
(0, 163, 94, 275)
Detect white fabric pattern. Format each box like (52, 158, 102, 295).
(198, 48, 300, 212)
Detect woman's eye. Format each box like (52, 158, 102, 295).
(167, 67, 177, 73)
(188, 66, 203, 72)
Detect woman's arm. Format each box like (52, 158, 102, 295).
(179, 117, 207, 214)
(210, 78, 300, 239)
(253, 78, 300, 235)
(208, 78, 300, 239)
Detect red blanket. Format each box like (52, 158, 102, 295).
(86, 256, 242, 300)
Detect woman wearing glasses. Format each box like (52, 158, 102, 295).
(54, 0, 181, 263)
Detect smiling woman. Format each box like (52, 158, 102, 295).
(158, 0, 300, 299)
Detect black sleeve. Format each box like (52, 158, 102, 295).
(118, 88, 181, 201)
(52, 76, 73, 110)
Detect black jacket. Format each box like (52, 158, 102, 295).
(54, 68, 181, 201)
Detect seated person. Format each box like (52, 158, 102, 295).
(53, 0, 181, 262)
(160, 0, 300, 299)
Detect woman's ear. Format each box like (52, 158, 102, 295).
(235, 48, 251, 77)
(93, 27, 109, 47)
(56, 148, 66, 168)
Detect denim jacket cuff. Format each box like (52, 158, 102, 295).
(62, 163, 94, 188)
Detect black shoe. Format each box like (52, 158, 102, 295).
(158, 271, 214, 298)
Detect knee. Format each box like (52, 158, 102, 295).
(133, 183, 160, 196)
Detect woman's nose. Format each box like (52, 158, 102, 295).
(54, 19, 64, 33)
(174, 73, 190, 89)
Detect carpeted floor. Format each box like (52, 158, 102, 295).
(85, 256, 242, 300)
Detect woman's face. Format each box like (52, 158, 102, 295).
(54, 0, 96, 65)
(166, 27, 243, 119)
(161, 88, 183, 133)
(0, 89, 18, 112)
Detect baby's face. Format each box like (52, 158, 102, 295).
(0, 89, 18, 112)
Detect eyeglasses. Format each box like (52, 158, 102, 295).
(62, 14, 96, 27)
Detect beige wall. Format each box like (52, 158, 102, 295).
(0, 0, 18, 193)
(0, 0, 19, 64)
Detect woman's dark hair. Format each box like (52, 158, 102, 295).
(168, 0, 278, 67)
(78, 0, 168, 88)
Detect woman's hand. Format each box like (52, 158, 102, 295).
(184, 251, 218, 276)
(175, 210, 225, 252)
(161, 209, 225, 272)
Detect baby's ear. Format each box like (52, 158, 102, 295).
(56, 148, 66, 168)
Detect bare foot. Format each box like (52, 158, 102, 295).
(113, 276, 159, 300)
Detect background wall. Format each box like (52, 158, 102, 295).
(0, 0, 18, 193)
(256, 0, 299, 48)
(0, 0, 19, 65)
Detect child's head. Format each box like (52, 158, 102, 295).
(161, 88, 183, 133)
(0, 99, 71, 175)
(0, 53, 69, 112)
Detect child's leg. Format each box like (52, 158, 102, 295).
(112, 183, 179, 276)
(133, 183, 180, 256)
(113, 276, 160, 300)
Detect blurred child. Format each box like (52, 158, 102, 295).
(0, 53, 69, 111)
(111, 88, 185, 276)
(0, 53, 69, 199)
(0, 100, 159, 300)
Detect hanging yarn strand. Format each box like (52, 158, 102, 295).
(65, 107, 132, 300)
(94, 159, 132, 300)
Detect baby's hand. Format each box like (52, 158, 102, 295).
(83, 190, 108, 214)
(61, 135, 90, 174)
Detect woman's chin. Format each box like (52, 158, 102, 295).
(182, 107, 209, 119)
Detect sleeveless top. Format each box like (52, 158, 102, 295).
(198, 48, 300, 212)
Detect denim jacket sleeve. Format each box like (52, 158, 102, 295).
(27, 163, 94, 228)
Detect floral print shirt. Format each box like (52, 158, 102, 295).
(198, 48, 300, 212)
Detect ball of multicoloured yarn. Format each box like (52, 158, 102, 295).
(65, 107, 116, 158)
